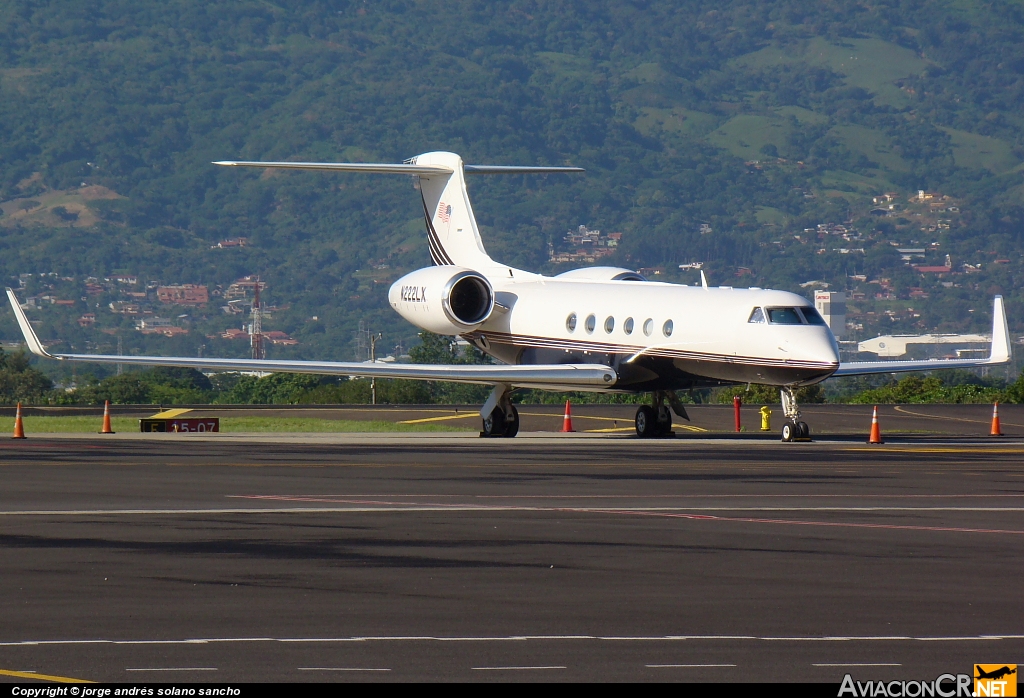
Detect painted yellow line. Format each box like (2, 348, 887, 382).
(395, 407, 708, 429)
(397, 413, 479, 424)
(0, 668, 93, 683)
(585, 424, 708, 433)
(893, 405, 1024, 428)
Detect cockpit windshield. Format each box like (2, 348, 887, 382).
(798, 307, 828, 325)
(766, 307, 803, 325)
(752, 306, 828, 326)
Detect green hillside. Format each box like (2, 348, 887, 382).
(1, 0, 1024, 383)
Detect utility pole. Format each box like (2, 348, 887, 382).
(116, 335, 123, 376)
(369, 332, 382, 405)
(250, 276, 265, 360)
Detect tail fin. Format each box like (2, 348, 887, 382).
(214, 152, 582, 269)
(411, 152, 492, 268)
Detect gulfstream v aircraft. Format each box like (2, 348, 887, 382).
(6, 151, 1011, 440)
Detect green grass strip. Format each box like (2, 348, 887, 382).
(0, 416, 472, 433)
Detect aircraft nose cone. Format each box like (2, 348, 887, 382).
(813, 333, 841, 366)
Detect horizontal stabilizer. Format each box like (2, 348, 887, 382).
(213, 161, 454, 175)
(463, 165, 585, 174)
(213, 161, 584, 176)
(833, 295, 1011, 377)
(5, 289, 615, 389)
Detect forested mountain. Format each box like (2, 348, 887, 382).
(1, 0, 1023, 379)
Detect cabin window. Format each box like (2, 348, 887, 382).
(766, 307, 803, 325)
(623, 317, 634, 335)
(663, 319, 674, 337)
(585, 314, 596, 333)
(566, 313, 577, 332)
(798, 307, 828, 326)
(643, 318, 654, 336)
(604, 316, 615, 334)
(748, 307, 766, 323)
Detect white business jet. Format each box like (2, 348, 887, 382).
(5, 151, 1011, 440)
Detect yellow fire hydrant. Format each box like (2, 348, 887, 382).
(759, 405, 772, 432)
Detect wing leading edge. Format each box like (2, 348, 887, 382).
(832, 295, 1011, 377)
(5, 289, 615, 389)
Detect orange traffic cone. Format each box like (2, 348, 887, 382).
(12, 402, 26, 439)
(561, 400, 575, 432)
(990, 401, 1002, 437)
(867, 405, 883, 444)
(99, 400, 115, 434)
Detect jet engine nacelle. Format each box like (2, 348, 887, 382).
(389, 266, 495, 335)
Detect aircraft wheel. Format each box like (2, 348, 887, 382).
(481, 407, 506, 437)
(797, 421, 810, 440)
(781, 421, 795, 442)
(635, 405, 656, 438)
(503, 405, 520, 438)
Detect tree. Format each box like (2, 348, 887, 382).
(0, 349, 54, 404)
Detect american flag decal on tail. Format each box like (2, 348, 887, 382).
(437, 202, 452, 223)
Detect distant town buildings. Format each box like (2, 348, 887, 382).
(156, 284, 209, 305)
(213, 237, 249, 249)
(548, 225, 622, 264)
(224, 276, 267, 300)
(219, 327, 296, 345)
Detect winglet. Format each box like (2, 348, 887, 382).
(989, 295, 1011, 364)
(5, 288, 54, 358)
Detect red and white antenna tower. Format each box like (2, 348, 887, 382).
(250, 276, 265, 360)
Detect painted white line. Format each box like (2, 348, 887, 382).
(472, 666, 566, 671)
(2, 505, 1023, 516)
(1, 634, 1021, 647)
(813, 663, 902, 667)
(126, 668, 217, 672)
(297, 668, 391, 672)
(646, 664, 737, 668)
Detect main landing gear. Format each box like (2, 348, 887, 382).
(480, 384, 519, 438)
(635, 391, 690, 438)
(780, 386, 810, 442)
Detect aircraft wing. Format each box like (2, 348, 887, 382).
(832, 295, 1011, 377)
(5, 289, 616, 389)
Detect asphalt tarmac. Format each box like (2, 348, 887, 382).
(0, 433, 1022, 683)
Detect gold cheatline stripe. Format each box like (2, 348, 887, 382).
(0, 668, 94, 683)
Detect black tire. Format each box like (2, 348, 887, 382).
(781, 422, 795, 442)
(503, 405, 520, 438)
(635, 405, 656, 437)
(655, 405, 672, 436)
(797, 421, 810, 439)
(481, 407, 505, 437)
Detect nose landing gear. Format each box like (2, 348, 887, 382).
(780, 386, 811, 442)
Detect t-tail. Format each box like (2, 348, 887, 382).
(213, 152, 582, 269)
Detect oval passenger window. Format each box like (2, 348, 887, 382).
(663, 319, 674, 337)
(623, 317, 634, 335)
(566, 313, 577, 332)
(643, 318, 654, 336)
(585, 314, 596, 333)
(604, 316, 614, 333)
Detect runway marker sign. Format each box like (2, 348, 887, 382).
(975, 665, 1017, 697)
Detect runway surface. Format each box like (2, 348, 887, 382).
(0, 434, 1022, 682)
